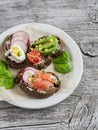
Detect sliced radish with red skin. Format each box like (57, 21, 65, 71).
(11, 36, 28, 44)
(11, 40, 26, 46)
(13, 31, 28, 36)
(11, 31, 30, 48)
(22, 69, 36, 84)
(24, 67, 37, 72)
(11, 41, 27, 53)
(25, 38, 30, 47)
(12, 34, 28, 42)
(22, 67, 36, 76)
(13, 31, 29, 39)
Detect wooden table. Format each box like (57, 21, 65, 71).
(0, 0, 97, 129)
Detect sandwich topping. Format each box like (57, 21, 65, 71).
(4, 31, 29, 63)
(31, 35, 57, 56)
(22, 68, 59, 92)
(27, 49, 42, 65)
(9, 45, 25, 62)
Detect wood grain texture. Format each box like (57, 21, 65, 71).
(0, 0, 98, 129)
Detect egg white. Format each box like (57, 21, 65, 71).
(9, 45, 26, 62)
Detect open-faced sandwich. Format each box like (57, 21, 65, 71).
(31, 35, 63, 57)
(15, 67, 61, 98)
(3, 31, 30, 68)
(26, 35, 63, 69)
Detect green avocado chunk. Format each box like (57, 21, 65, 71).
(0, 60, 14, 89)
(54, 63, 72, 73)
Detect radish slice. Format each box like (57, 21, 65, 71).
(11, 31, 29, 51)
(13, 31, 29, 40)
(22, 69, 35, 83)
(24, 67, 37, 72)
(11, 41, 27, 53)
(11, 36, 28, 44)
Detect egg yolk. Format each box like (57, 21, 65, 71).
(11, 46, 21, 57)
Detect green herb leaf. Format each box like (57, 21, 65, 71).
(53, 51, 72, 64)
(54, 63, 72, 73)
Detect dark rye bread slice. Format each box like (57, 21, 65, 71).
(15, 70, 61, 98)
(3, 35, 29, 68)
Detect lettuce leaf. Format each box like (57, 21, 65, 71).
(0, 60, 14, 89)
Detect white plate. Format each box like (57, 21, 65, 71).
(0, 23, 83, 109)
